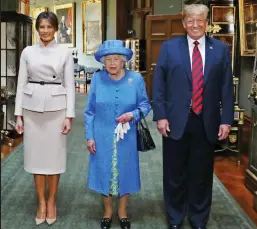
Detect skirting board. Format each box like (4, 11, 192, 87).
(245, 168, 257, 194)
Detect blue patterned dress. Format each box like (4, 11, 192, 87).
(85, 69, 151, 196)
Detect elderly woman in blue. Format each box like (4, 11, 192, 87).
(84, 40, 151, 229)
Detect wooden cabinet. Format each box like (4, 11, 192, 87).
(239, 0, 257, 56)
(245, 105, 257, 195)
(116, 0, 154, 40)
(245, 40, 257, 199)
(116, 0, 132, 40)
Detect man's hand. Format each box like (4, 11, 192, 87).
(157, 119, 170, 137)
(218, 124, 231, 140)
(87, 139, 96, 154)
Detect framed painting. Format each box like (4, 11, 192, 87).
(18, 0, 30, 16)
(211, 34, 235, 70)
(31, 7, 48, 44)
(54, 3, 76, 48)
(82, 0, 102, 54)
(211, 6, 236, 24)
(239, 0, 257, 56)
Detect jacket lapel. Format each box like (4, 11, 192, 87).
(204, 36, 214, 84)
(180, 36, 192, 83)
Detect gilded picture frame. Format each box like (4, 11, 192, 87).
(82, 0, 102, 54)
(19, 0, 30, 16)
(31, 7, 48, 44)
(239, 0, 257, 56)
(53, 3, 76, 48)
(211, 6, 236, 24)
(211, 34, 235, 70)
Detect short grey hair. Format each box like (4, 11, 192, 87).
(100, 55, 127, 64)
(183, 4, 209, 20)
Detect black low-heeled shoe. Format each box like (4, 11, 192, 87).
(101, 217, 112, 229)
(119, 217, 131, 229)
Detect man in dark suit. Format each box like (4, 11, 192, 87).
(152, 4, 234, 229)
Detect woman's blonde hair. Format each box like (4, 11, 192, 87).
(183, 4, 209, 20)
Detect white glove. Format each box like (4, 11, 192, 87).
(114, 122, 130, 142)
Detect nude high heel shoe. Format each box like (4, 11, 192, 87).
(35, 204, 46, 225)
(46, 217, 56, 225)
(46, 204, 57, 225)
(35, 217, 46, 225)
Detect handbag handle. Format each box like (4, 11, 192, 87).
(138, 108, 149, 130)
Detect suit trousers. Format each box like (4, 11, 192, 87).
(163, 110, 215, 228)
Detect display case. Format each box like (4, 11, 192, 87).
(208, 1, 237, 73)
(245, 38, 257, 202)
(0, 12, 32, 133)
(239, 0, 257, 56)
(124, 39, 146, 72)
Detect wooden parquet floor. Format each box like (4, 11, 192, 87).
(214, 155, 257, 225)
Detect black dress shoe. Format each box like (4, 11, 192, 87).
(101, 218, 112, 229)
(119, 217, 131, 229)
(170, 224, 181, 229)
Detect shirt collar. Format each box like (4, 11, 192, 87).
(187, 34, 206, 47)
(38, 38, 57, 48)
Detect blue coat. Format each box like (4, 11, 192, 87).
(152, 35, 234, 143)
(84, 69, 151, 196)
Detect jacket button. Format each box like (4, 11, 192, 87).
(53, 75, 56, 78)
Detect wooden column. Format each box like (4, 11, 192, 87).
(131, 0, 154, 39)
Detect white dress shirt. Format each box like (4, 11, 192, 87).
(187, 35, 206, 73)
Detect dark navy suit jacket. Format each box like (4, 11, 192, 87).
(152, 35, 234, 143)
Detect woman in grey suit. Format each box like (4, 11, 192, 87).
(14, 11, 75, 225)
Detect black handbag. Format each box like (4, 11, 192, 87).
(137, 109, 156, 152)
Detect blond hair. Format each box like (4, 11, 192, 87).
(183, 4, 209, 20)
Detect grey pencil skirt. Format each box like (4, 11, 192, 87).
(23, 109, 67, 174)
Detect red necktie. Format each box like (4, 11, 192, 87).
(192, 41, 203, 114)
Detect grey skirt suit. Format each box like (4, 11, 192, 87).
(14, 39, 75, 174)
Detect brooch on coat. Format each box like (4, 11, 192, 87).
(128, 77, 133, 85)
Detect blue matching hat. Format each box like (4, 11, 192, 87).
(94, 40, 133, 62)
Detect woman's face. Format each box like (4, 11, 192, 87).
(104, 55, 124, 75)
(38, 19, 56, 43)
